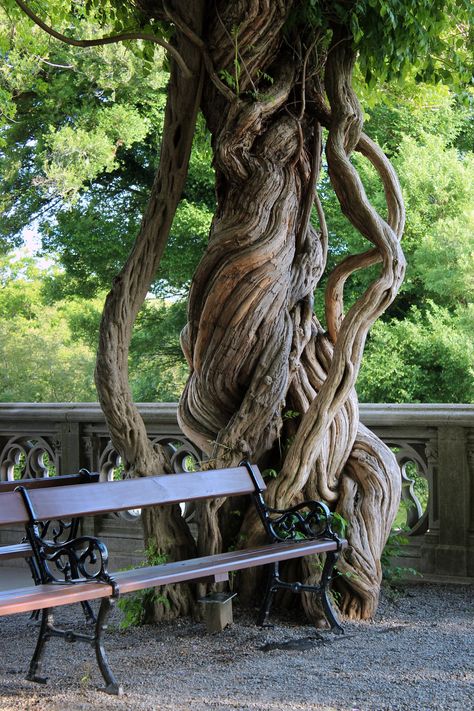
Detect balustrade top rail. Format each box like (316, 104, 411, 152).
(1, 402, 473, 427)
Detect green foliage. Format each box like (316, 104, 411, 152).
(290, 1, 473, 88)
(392, 131, 474, 315)
(117, 542, 169, 629)
(157, 200, 213, 297)
(412, 214, 474, 305)
(350, 0, 473, 87)
(262, 468, 279, 479)
(40, 193, 144, 298)
(331, 512, 348, 538)
(0, 0, 214, 300)
(44, 105, 150, 200)
(315, 81, 474, 405)
(381, 501, 421, 584)
(357, 303, 474, 403)
(397, 132, 473, 244)
(381, 527, 417, 584)
(282, 409, 300, 420)
(129, 298, 188, 402)
(274, 514, 308, 541)
(0, 2, 168, 260)
(0, 249, 190, 403)
(0, 253, 98, 401)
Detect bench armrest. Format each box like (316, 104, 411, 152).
(16, 483, 116, 591)
(255, 497, 343, 547)
(35, 534, 112, 586)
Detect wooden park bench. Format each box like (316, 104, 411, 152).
(0, 461, 347, 695)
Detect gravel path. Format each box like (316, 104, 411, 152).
(0, 583, 472, 711)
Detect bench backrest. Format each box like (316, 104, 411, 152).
(0, 464, 265, 526)
(0, 470, 99, 493)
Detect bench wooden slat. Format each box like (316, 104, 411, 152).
(0, 471, 101, 526)
(0, 492, 31, 526)
(114, 539, 343, 594)
(0, 542, 32, 560)
(0, 538, 344, 616)
(3, 465, 265, 525)
(0, 580, 112, 615)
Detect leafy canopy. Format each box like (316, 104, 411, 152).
(0, 0, 473, 404)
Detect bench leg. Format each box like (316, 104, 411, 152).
(80, 600, 96, 624)
(25, 599, 122, 694)
(319, 551, 344, 634)
(26, 608, 53, 684)
(94, 597, 123, 696)
(256, 554, 344, 634)
(257, 562, 278, 627)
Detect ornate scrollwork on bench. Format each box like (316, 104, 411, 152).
(256, 497, 344, 631)
(35, 534, 112, 586)
(15, 485, 115, 593)
(241, 459, 341, 546)
(37, 517, 78, 546)
(263, 500, 340, 544)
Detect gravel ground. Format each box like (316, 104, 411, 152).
(0, 583, 472, 711)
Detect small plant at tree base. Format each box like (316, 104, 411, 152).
(117, 542, 170, 629)
(80, 665, 92, 687)
(282, 409, 300, 420)
(262, 467, 279, 479)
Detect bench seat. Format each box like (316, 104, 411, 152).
(0, 537, 344, 616)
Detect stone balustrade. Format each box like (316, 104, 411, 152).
(0, 402, 473, 582)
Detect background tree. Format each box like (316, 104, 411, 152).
(0, 253, 97, 400)
(2, 0, 473, 623)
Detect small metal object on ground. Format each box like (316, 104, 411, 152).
(198, 592, 237, 633)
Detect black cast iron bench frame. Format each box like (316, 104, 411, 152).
(0, 470, 100, 622)
(0, 460, 347, 695)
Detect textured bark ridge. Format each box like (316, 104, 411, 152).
(94, 2, 406, 622)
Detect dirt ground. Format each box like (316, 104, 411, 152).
(0, 583, 472, 711)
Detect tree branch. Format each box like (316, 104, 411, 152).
(162, 0, 236, 102)
(14, 0, 192, 78)
(94, 1, 206, 475)
(34, 56, 74, 69)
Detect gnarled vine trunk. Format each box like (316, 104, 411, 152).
(95, 1, 406, 622)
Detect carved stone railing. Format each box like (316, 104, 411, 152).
(0, 402, 473, 581)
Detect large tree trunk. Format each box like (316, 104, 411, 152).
(94, 1, 406, 623)
(177, 7, 406, 620)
